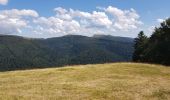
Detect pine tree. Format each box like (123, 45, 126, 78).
(146, 18, 170, 65)
(133, 31, 148, 62)
(133, 18, 170, 65)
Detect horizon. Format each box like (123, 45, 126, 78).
(0, 33, 135, 39)
(0, 0, 169, 38)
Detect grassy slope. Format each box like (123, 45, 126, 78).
(0, 63, 170, 100)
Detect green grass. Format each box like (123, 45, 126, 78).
(0, 63, 170, 100)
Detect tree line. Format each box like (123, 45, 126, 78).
(133, 18, 170, 65)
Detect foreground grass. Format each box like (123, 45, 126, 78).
(0, 63, 170, 100)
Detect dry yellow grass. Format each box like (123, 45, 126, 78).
(0, 63, 170, 100)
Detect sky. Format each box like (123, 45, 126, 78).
(0, 0, 169, 38)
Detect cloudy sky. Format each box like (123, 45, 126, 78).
(0, 0, 169, 38)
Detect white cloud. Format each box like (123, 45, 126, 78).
(104, 6, 142, 30)
(0, 0, 8, 5)
(54, 7, 68, 14)
(0, 9, 39, 18)
(69, 9, 112, 28)
(0, 6, 143, 37)
(33, 16, 80, 35)
(0, 9, 38, 34)
(157, 18, 164, 23)
(32, 7, 114, 36)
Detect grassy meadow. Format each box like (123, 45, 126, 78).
(0, 63, 170, 100)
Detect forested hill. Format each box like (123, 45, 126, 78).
(0, 35, 134, 71)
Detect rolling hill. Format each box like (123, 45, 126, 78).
(0, 35, 134, 71)
(0, 63, 170, 100)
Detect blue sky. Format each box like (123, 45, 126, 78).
(0, 0, 169, 38)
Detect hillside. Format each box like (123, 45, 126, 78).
(0, 35, 134, 71)
(0, 63, 170, 100)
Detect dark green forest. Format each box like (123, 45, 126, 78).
(0, 35, 134, 71)
(133, 18, 170, 65)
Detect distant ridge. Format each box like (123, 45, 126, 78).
(0, 34, 134, 71)
(93, 34, 134, 43)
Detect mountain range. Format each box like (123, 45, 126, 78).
(0, 34, 134, 71)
